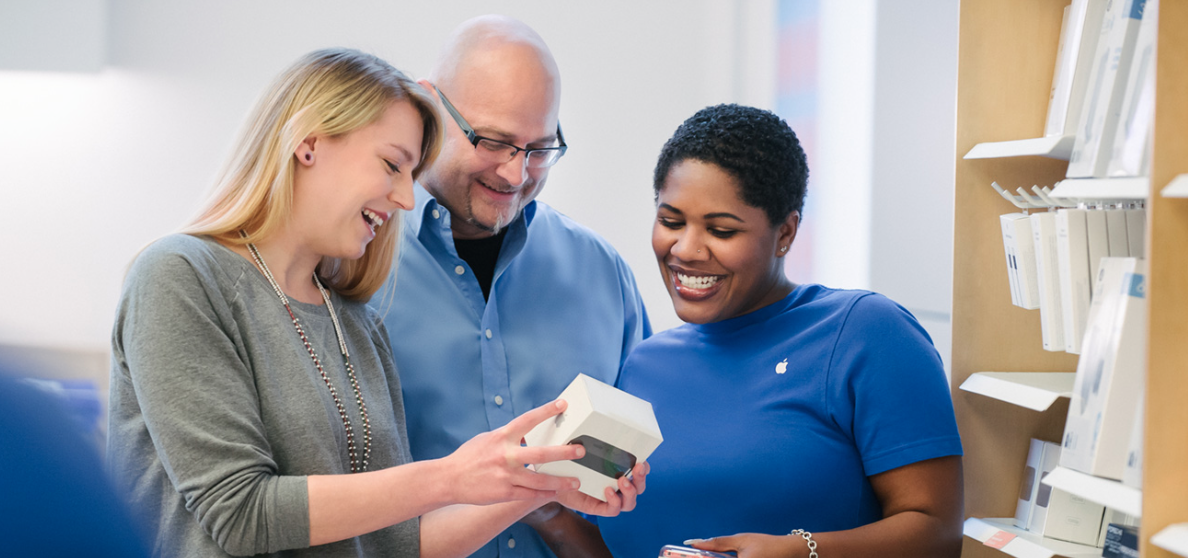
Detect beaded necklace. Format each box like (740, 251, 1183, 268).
(244, 240, 372, 473)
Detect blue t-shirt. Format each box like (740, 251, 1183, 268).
(598, 285, 962, 558)
(374, 185, 651, 558)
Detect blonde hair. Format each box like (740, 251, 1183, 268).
(183, 48, 442, 300)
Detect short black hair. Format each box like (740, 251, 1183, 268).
(654, 104, 808, 226)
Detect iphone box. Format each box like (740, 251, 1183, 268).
(524, 373, 663, 501)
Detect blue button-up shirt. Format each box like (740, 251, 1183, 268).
(374, 185, 651, 558)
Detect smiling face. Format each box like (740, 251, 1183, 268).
(420, 40, 561, 239)
(653, 159, 798, 324)
(289, 99, 424, 261)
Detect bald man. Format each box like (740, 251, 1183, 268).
(374, 15, 651, 558)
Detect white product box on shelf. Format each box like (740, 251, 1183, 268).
(1061, 258, 1147, 480)
(1016, 438, 1046, 529)
(1124, 208, 1145, 257)
(1098, 508, 1141, 547)
(1046, 0, 1110, 139)
(1107, 0, 1158, 178)
(1029, 441, 1066, 536)
(1121, 389, 1143, 489)
(1035, 441, 1107, 545)
(1056, 209, 1092, 354)
(1104, 209, 1131, 259)
(1032, 212, 1066, 351)
(1003, 214, 1022, 306)
(1067, 0, 1149, 178)
(1003, 213, 1040, 309)
(523, 373, 663, 501)
(1085, 210, 1110, 293)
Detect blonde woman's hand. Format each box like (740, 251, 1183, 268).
(439, 399, 584, 505)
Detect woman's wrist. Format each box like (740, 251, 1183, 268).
(789, 529, 819, 558)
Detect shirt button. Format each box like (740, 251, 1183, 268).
(508, 538, 516, 549)
(485, 329, 493, 339)
(454, 265, 465, 275)
(494, 395, 504, 406)
(432, 209, 440, 219)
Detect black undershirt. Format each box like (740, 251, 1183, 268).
(453, 228, 507, 301)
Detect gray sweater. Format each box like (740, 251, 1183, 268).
(108, 234, 419, 557)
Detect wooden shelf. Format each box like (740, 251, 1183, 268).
(1161, 174, 1188, 198)
(965, 136, 1076, 160)
(963, 517, 1102, 558)
(960, 372, 1076, 412)
(1152, 524, 1188, 557)
(954, 3, 1188, 558)
(1041, 467, 1142, 518)
(1049, 177, 1150, 201)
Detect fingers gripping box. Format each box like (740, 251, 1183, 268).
(524, 373, 663, 501)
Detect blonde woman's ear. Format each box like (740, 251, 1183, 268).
(296, 136, 318, 165)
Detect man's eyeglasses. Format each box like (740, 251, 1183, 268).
(433, 85, 567, 169)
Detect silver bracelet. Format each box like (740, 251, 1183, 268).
(790, 529, 818, 558)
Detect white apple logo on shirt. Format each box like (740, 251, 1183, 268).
(775, 358, 788, 374)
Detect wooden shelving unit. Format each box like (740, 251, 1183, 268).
(952, 2, 1188, 557)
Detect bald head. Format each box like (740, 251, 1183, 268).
(431, 15, 560, 95)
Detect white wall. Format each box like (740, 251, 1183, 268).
(868, 1, 960, 370)
(814, 0, 877, 290)
(0, 0, 785, 352)
(0, 0, 959, 372)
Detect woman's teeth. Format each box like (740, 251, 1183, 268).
(676, 272, 719, 289)
(362, 209, 385, 229)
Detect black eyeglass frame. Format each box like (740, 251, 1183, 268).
(433, 85, 567, 168)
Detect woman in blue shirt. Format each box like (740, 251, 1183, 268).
(596, 104, 963, 558)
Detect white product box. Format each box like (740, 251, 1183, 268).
(1045, 0, 1109, 138)
(1001, 214, 1022, 307)
(1029, 441, 1066, 535)
(1098, 508, 1141, 547)
(524, 373, 663, 501)
(1086, 210, 1110, 293)
(1125, 208, 1145, 257)
(1107, 0, 1158, 178)
(1056, 209, 1092, 353)
(1003, 213, 1041, 309)
(1032, 212, 1066, 352)
(1062, 259, 1147, 479)
(1008, 213, 1040, 309)
(1035, 441, 1107, 545)
(1015, 438, 1045, 529)
(1121, 389, 1143, 489)
(1067, 0, 1148, 177)
(1045, 487, 1106, 545)
(1105, 209, 1131, 258)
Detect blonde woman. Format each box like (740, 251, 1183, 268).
(108, 48, 643, 558)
